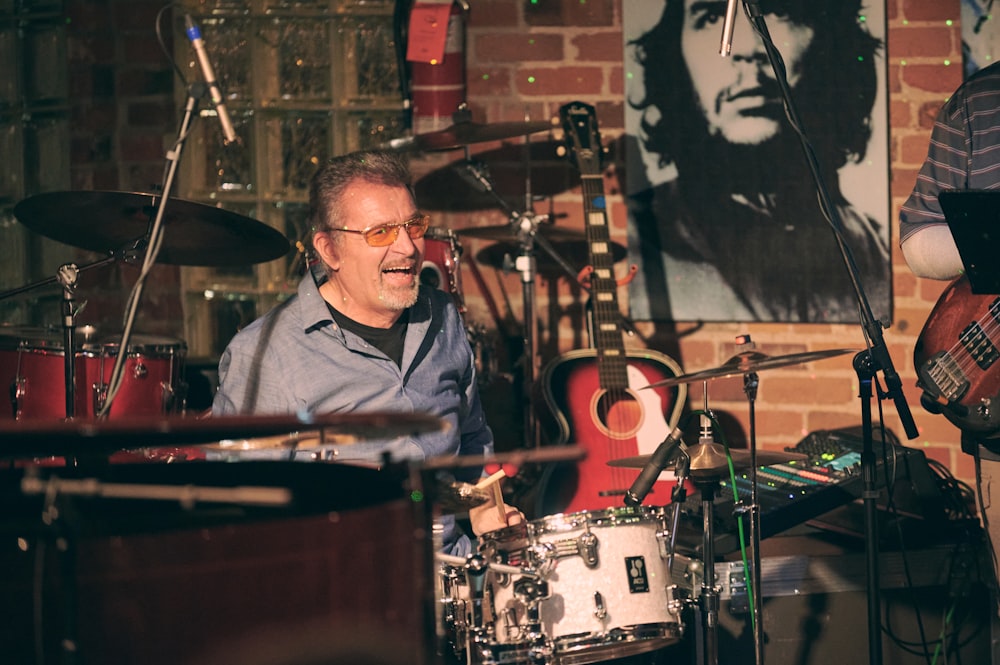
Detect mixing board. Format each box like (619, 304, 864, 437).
(673, 427, 946, 556)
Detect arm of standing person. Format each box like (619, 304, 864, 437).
(898, 86, 970, 279)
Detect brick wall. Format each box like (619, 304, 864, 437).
(66, 0, 183, 339)
(435, 0, 973, 482)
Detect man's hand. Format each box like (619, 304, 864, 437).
(469, 498, 524, 536)
(467, 469, 525, 535)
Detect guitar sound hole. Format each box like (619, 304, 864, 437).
(596, 391, 642, 437)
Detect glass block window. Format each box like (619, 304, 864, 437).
(177, 0, 407, 358)
(0, 1, 70, 324)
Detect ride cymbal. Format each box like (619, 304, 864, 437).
(414, 140, 574, 211)
(392, 120, 552, 153)
(457, 223, 588, 242)
(13, 191, 290, 266)
(642, 348, 857, 390)
(475, 239, 627, 274)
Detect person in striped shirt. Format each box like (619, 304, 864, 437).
(900, 60, 1000, 608)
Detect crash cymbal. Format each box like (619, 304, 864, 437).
(414, 140, 574, 211)
(607, 443, 808, 480)
(13, 191, 290, 266)
(475, 239, 627, 274)
(642, 348, 857, 390)
(399, 120, 552, 153)
(0, 412, 444, 459)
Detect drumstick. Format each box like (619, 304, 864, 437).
(475, 469, 507, 523)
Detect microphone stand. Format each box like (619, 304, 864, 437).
(741, 4, 918, 665)
(98, 82, 204, 418)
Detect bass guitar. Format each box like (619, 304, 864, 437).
(536, 101, 687, 516)
(915, 274, 1000, 434)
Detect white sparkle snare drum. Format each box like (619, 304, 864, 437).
(478, 506, 690, 665)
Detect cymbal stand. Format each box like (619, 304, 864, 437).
(693, 473, 721, 665)
(0, 254, 120, 420)
(740, 365, 765, 665)
(58, 263, 79, 419)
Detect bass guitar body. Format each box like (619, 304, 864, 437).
(915, 274, 1000, 434)
(537, 348, 686, 516)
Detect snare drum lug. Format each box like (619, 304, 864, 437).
(579, 531, 599, 568)
(93, 382, 109, 414)
(11, 377, 25, 419)
(593, 590, 607, 620)
(132, 361, 147, 380)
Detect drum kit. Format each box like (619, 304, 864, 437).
(0, 112, 863, 665)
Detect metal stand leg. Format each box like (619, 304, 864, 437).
(696, 480, 720, 665)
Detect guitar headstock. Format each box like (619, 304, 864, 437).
(559, 101, 604, 176)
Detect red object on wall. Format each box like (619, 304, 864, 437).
(409, 1, 467, 125)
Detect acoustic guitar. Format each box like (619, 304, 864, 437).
(536, 101, 687, 515)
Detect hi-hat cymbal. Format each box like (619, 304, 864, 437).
(475, 239, 627, 274)
(642, 348, 857, 390)
(395, 120, 552, 153)
(13, 191, 290, 266)
(0, 412, 445, 459)
(437, 481, 491, 513)
(608, 443, 808, 480)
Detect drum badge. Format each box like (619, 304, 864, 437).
(626, 556, 649, 593)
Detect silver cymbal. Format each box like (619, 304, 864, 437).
(642, 348, 857, 390)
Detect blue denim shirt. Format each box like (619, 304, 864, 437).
(212, 266, 493, 554)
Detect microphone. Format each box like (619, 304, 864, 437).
(718, 0, 740, 56)
(184, 14, 237, 144)
(624, 426, 686, 507)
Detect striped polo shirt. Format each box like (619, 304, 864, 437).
(899, 60, 1000, 245)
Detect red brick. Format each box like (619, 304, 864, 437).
(901, 0, 961, 22)
(120, 133, 166, 162)
(888, 64, 902, 94)
(515, 66, 604, 96)
(889, 100, 911, 127)
(899, 133, 934, 164)
(475, 33, 564, 62)
(525, 0, 614, 28)
(888, 27, 955, 59)
(891, 167, 920, 197)
(901, 63, 963, 94)
(468, 0, 520, 28)
(467, 67, 514, 97)
(571, 32, 623, 62)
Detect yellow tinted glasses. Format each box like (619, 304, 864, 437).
(332, 213, 430, 247)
